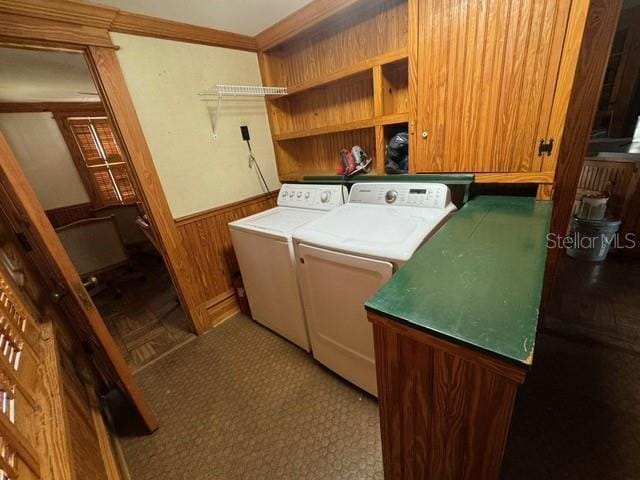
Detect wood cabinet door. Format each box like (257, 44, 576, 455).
(413, 0, 572, 173)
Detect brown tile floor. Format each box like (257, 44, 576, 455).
(93, 253, 194, 371)
(545, 254, 640, 354)
(119, 314, 383, 480)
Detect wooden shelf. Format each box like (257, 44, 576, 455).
(277, 49, 408, 98)
(274, 113, 408, 141)
(376, 112, 408, 126)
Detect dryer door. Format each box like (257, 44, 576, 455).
(297, 243, 392, 396)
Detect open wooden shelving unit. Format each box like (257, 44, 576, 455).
(258, 0, 410, 181)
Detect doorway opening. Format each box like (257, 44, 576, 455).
(0, 46, 194, 371)
(545, 2, 640, 354)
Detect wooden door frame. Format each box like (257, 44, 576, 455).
(0, 131, 159, 432)
(0, 24, 208, 335)
(541, 0, 623, 317)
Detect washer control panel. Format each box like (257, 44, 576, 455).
(277, 184, 347, 210)
(349, 183, 451, 209)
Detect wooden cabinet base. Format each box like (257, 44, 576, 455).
(369, 312, 526, 480)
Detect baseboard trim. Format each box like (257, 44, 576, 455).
(203, 289, 240, 329)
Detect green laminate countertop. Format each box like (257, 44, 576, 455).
(365, 196, 553, 367)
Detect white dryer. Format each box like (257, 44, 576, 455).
(293, 183, 456, 395)
(229, 184, 346, 351)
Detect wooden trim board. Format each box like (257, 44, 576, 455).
(0, 0, 257, 51)
(255, 0, 362, 51)
(0, 101, 104, 114)
(84, 46, 208, 334)
(204, 289, 240, 328)
(175, 190, 279, 226)
(0, 0, 118, 29)
(540, 0, 624, 317)
(0, 11, 116, 48)
(110, 11, 256, 51)
(474, 172, 556, 184)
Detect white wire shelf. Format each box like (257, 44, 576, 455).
(198, 84, 287, 139)
(199, 84, 288, 97)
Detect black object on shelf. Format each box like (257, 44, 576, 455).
(385, 132, 409, 174)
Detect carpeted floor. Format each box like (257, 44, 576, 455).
(119, 314, 383, 480)
(120, 314, 640, 479)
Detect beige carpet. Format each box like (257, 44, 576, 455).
(119, 314, 383, 480)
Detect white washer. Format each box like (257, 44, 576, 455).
(229, 184, 346, 351)
(293, 183, 456, 395)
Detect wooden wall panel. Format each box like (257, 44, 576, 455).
(0, 207, 121, 480)
(370, 312, 524, 480)
(264, 0, 408, 86)
(414, 0, 571, 173)
(273, 72, 374, 135)
(574, 158, 639, 217)
(541, 0, 624, 315)
(62, 372, 109, 480)
(45, 203, 94, 228)
(277, 128, 376, 178)
(380, 59, 409, 116)
(256, 0, 362, 50)
(175, 191, 278, 328)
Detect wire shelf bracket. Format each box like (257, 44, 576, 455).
(198, 84, 287, 139)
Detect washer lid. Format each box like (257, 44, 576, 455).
(229, 207, 325, 238)
(293, 203, 456, 261)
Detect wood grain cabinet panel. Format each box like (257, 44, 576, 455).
(413, 0, 571, 173)
(370, 312, 525, 480)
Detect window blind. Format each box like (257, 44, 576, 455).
(67, 117, 137, 207)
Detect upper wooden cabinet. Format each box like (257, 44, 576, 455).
(259, 0, 586, 183)
(412, 0, 572, 173)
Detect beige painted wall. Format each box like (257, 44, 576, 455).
(0, 112, 90, 210)
(112, 33, 280, 219)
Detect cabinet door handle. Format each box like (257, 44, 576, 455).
(421, 131, 429, 139)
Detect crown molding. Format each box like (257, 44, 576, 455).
(111, 11, 256, 51)
(1, 0, 363, 53)
(0, 0, 118, 29)
(0, 101, 104, 114)
(255, 0, 360, 51)
(0, 0, 257, 51)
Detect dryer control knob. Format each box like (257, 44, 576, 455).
(385, 190, 398, 204)
(320, 191, 330, 203)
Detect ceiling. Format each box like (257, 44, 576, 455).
(88, 0, 315, 36)
(0, 48, 99, 103)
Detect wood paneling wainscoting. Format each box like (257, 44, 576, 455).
(46, 202, 94, 228)
(175, 191, 279, 330)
